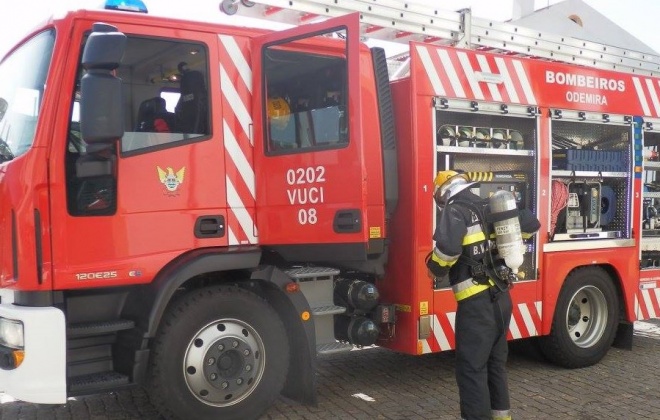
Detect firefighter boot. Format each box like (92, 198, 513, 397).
(492, 409, 512, 420)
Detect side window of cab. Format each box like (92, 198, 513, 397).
(263, 49, 348, 154)
(65, 34, 211, 216)
(119, 37, 210, 153)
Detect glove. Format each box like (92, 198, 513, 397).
(432, 274, 450, 290)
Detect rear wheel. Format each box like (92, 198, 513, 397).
(148, 285, 289, 420)
(540, 266, 619, 368)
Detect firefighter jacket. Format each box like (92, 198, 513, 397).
(427, 189, 540, 301)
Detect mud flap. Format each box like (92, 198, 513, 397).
(612, 321, 633, 350)
(251, 266, 318, 405)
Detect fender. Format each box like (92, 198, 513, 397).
(130, 247, 317, 405)
(144, 246, 261, 336)
(126, 247, 261, 384)
(250, 266, 318, 405)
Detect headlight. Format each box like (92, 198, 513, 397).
(0, 317, 24, 349)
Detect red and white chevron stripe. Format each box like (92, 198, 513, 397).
(218, 35, 257, 245)
(635, 283, 660, 320)
(632, 76, 660, 118)
(420, 301, 542, 354)
(414, 44, 537, 105)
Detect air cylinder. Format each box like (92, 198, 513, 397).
(489, 190, 524, 273)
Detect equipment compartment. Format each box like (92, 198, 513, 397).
(434, 104, 538, 280)
(549, 111, 632, 242)
(641, 119, 660, 268)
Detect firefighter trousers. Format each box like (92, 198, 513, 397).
(455, 288, 513, 420)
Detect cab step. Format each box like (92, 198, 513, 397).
(317, 341, 353, 355)
(67, 319, 135, 338)
(66, 318, 137, 395)
(68, 371, 130, 395)
(285, 266, 340, 280)
(286, 266, 352, 356)
(312, 305, 346, 316)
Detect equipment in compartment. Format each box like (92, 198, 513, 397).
(566, 181, 601, 232)
(599, 185, 616, 227)
(437, 124, 524, 149)
(643, 198, 660, 232)
(551, 179, 622, 240)
(550, 180, 569, 236)
(465, 171, 528, 208)
(552, 149, 627, 172)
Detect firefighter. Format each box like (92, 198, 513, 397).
(426, 170, 540, 420)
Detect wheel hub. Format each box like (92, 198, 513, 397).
(565, 286, 607, 348)
(202, 337, 256, 391)
(183, 319, 265, 407)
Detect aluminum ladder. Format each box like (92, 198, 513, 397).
(220, 0, 660, 76)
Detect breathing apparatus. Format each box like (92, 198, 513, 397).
(433, 171, 525, 291)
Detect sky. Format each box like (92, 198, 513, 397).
(1, 0, 660, 59)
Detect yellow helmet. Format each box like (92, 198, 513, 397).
(433, 170, 476, 208)
(267, 97, 291, 129)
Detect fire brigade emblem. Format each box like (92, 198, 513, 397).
(157, 166, 185, 195)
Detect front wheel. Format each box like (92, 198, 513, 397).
(540, 266, 619, 368)
(148, 285, 289, 420)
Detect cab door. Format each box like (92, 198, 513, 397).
(251, 14, 369, 259)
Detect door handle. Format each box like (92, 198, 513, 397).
(333, 209, 361, 233)
(194, 215, 225, 238)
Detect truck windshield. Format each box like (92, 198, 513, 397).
(0, 30, 55, 161)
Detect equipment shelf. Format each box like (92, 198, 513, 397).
(436, 146, 534, 157)
(644, 161, 660, 170)
(551, 170, 628, 178)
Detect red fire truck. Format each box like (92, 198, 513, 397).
(1, 0, 660, 418)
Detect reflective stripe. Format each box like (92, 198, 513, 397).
(492, 409, 511, 420)
(432, 247, 459, 267)
(452, 277, 495, 301)
(463, 224, 486, 245)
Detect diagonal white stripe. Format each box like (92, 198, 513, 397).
(226, 176, 257, 244)
(421, 339, 432, 354)
(642, 289, 657, 318)
(220, 64, 253, 144)
(634, 294, 641, 320)
(223, 119, 255, 199)
(415, 45, 446, 95)
(432, 315, 451, 351)
(633, 77, 651, 116)
(476, 55, 502, 101)
(535, 301, 542, 321)
(512, 60, 536, 104)
(437, 49, 465, 97)
(655, 288, 660, 316)
(646, 78, 660, 116)
(447, 311, 456, 332)
(228, 226, 238, 246)
(518, 303, 537, 336)
(494, 57, 519, 103)
(219, 35, 252, 93)
(457, 51, 484, 100)
(508, 313, 522, 339)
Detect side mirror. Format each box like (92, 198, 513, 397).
(80, 23, 127, 144)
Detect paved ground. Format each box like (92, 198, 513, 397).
(3, 319, 660, 419)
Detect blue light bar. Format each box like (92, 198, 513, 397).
(105, 0, 148, 13)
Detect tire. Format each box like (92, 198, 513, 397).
(147, 285, 289, 420)
(540, 266, 619, 368)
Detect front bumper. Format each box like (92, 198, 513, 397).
(0, 302, 65, 404)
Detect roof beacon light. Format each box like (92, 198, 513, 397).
(105, 0, 148, 13)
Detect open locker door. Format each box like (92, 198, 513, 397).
(251, 14, 370, 260)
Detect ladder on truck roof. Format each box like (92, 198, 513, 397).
(220, 0, 660, 77)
